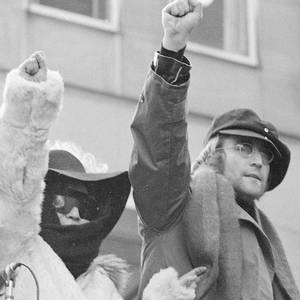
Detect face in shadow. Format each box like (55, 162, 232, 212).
(53, 194, 90, 225)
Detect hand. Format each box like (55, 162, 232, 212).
(18, 51, 47, 82)
(162, 0, 203, 51)
(142, 266, 207, 300)
(178, 266, 207, 289)
(2, 51, 62, 131)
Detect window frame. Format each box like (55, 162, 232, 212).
(25, 0, 120, 32)
(187, 0, 259, 67)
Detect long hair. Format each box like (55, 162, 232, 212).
(192, 135, 225, 175)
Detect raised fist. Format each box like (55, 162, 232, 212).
(162, 0, 203, 51)
(18, 51, 47, 82)
(2, 51, 63, 131)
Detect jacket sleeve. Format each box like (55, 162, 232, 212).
(129, 55, 191, 231)
(0, 65, 63, 266)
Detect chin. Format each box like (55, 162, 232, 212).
(242, 179, 266, 199)
(239, 188, 264, 202)
(235, 183, 265, 203)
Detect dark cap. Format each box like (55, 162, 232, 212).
(204, 108, 290, 191)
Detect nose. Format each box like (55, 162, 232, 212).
(66, 207, 81, 221)
(250, 149, 263, 167)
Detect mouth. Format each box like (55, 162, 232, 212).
(245, 174, 261, 181)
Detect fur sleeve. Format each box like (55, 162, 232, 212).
(76, 254, 130, 300)
(0, 66, 63, 267)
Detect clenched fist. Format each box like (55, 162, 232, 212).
(18, 51, 47, 82)
(162, 0, 203, 51)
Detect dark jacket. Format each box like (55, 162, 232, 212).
(129, 67, 300, 300)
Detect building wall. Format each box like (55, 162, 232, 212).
(0, 0, 300, 292)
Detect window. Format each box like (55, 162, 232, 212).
(38, 0, 108, 20)
(188, 0, 259, 66)
(27, 0, 120, 31)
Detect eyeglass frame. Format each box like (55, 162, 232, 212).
(216, 142, 274, 165)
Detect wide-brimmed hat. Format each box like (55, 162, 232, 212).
(204, 108, 290, 191)
(40, 149, 131, 278)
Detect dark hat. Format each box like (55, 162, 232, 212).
(204, 108, 290, 191)
(40, 149, 131, 278)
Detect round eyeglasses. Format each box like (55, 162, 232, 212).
(217, 143, 274, 165)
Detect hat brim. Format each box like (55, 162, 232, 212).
(219, 129, 281, 157)
(218, 129, 290, 191)
(48, 168, 126, 182)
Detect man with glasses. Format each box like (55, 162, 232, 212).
(129, 0, 299, 299)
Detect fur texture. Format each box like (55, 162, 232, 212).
(1, 68, 63, 130)
(0, 68, 63, 269)
(85, 254, 130, 293)
(0, 64, 89, 299)
(77, 254, 130, 299)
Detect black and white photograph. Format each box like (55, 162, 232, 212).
(0, 0, 299, 299)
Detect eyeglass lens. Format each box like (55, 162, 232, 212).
(236, 143, 274, 164)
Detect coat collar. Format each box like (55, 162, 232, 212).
(190, 165, 299, 300)
(189, 166, 243, 299)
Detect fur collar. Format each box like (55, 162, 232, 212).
(185, 165, 242, 299)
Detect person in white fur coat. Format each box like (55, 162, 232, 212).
(0, 52, 87, 299)
(0, 52, 206, 300)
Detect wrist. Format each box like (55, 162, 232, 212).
(162, 35, 187, 52)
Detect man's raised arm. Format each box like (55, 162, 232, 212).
(129, 0, 202, 231)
